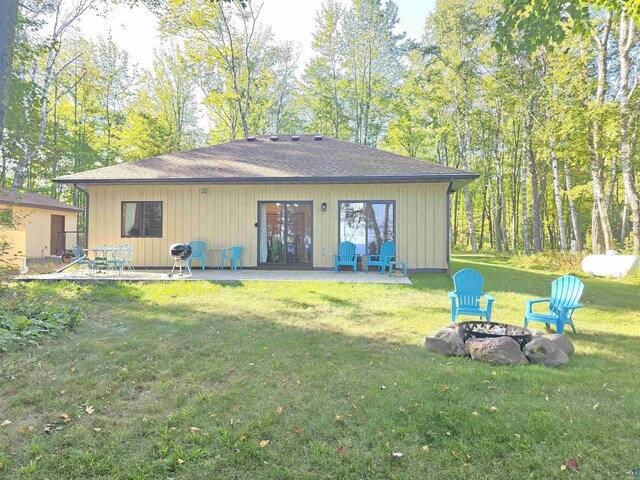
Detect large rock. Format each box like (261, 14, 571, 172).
(524, 337, 569, 367)
(424, 328, 466, 357)
(465, 337, 529, 365)
(540, 334, 574, 356)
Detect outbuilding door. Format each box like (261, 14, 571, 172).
(258, 202, 312, 267)
(50, 214, 65, 255)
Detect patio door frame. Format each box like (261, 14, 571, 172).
(257, 201, 313, 268)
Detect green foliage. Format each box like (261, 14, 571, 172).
(0, 296, 82, 352)
(496, 0, 640, 55)
(0, 259, 638, 476)
(0, 206, 23, 273)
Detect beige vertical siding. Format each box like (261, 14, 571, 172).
(21, 207, 78, 257)
(86, 182, 449, 270)
(0, 205, 78, 263)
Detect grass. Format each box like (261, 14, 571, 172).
(0, 255, 639, 479)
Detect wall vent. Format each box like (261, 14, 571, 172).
(314, 135, 323, 141)
(291, 135, 300, 141)
(200, 188, 209, 194)
(246, 136, 256, 142)
(270, 135, 279, 141)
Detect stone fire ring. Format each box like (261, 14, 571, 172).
(424, 322, 574, 367)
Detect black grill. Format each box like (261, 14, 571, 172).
(168, 243, 193, 277)
(169, 243, 192, 260)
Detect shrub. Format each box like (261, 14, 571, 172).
(0, 302, 83, 353)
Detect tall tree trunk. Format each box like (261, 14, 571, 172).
(497, 153, 509, 252)
(332, 61, 339, 138)
(455, 78, 478, 252)
(620, 194, 629, 248)
(488, 172, 501, 251)
(521, 130, 530, 255)
(618, 11, 640, 253)
(528, 140, 542, 252)
(563, 159, 582, 251)
(549, 135, 568, 252)
(590, 12, 615, 252)
(0, 0, 19, 152)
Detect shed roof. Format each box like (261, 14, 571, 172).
(54, 135, 478, 191)
(0, 188, 82, 213)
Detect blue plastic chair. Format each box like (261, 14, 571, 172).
(221, 246, 243, 271)
(448, 268, 494, 322)
(524, 275, 584, 334)
(334, 241, 359, 273)
(188, 241, 207, 271)
(364, 241, 395, 274)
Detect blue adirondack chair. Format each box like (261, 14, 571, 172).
(364, 241, 395, 274)
(448, 268, 494, 322)
(221, 246, 243, 271)
(334, 241, 359, 273)
(524, 275, 584, 334)
(188, 241, 207, 271)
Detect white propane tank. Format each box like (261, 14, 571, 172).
(19, 258, 29, 275)
(581, 251, 639, 278)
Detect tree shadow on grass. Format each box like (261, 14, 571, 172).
(443, 256, 640, 312)
(2, 281, 640, 478)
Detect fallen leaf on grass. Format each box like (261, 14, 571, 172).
(177, 458, 185, 464)
(334, 415, 342, 422)
(391, 452, 403, 458)
(93, 428, 101, 432)
(422, 445, 430, 453)
(565, 458, 580, 471)
(593, 403, 599, 410)
(190, 427, 201, 433)
(60, 413, 70, 422)
(275, 406, 283, 415)
(259, 439, 270, 448)
(441, 386, 449, 392)
(240, 435, 247, 441)
(471, 411, 479, 417)
(489, 406, 498, 413)
(514, 433, 521, 440)
(337, 447, 346, 456)
(294, 427, 302, 434)
(85, 406, 94, 415)
(1, 420, 12, 427)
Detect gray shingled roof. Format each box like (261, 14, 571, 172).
(54, 135, 477, 190)
(0, 188, 81, 212)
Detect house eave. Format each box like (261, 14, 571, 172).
(0, 200, 82, 213)
(53, 173, 479, 191)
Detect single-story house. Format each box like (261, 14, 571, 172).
(54, 135, 478, 272)
(0, 188, 81, 266)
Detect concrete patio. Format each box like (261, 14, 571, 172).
(16, 268, 412, 284)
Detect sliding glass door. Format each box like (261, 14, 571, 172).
(258, 202, 312, 266)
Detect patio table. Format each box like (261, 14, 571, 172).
(387, 260, 407, 277)
(208, 248, 225, 270)
(84, 247, 119, 274)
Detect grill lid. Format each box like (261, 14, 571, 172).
(169, 243, 192, 260)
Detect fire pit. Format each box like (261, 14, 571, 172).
(457, 321, 533, 350)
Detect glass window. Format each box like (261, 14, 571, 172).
(122, 201, 163, 238)
(339, 201, 394, 256)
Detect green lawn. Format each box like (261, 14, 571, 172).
(1, 256, 639, 479)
